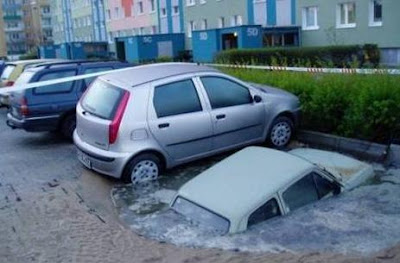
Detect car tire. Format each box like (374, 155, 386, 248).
(122, 153, 162, 184)
(60, 114, 76, 140)
(267, 116, 294, 148)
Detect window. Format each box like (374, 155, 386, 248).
(153, 79, 202, 118)
(369, 0, 382, 26)
(172, 197, 230, 234)
(302, 6, 318, 30)
(248, 198, 281, 228)
(200, 0, 206, 4)
(149, 0, 155, 12)
(231, 15, 243, 26)
(201, 19, 207, 30)
(172, 5, 179, 15)
(186, 0, 195, 7)
(283, 173, 319, 212)
(187, 21, 196, 38)
(218, 17, 225, 28)
(313, 173, 341, 198)
(337, 2, 356, 28)
(161, 7, 167, 17)
(82, 67, 113, 91)
(201, 77, 252, 109)
(138, 1, 144, 14)
(34, 70, 76, 94)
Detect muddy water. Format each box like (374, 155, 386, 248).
(112, 156, 400, 255)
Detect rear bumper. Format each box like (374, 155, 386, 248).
(6, 112, 60, 132)
(73, 130, 131, 179)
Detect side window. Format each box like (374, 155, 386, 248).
(248, 198, 281, 228)
(201, 77, 252, 109)
(153, 79, 202, 118)
(283, 173, 319, 212)
(34, 70, 76, 94)
(313, 173, 340, 198)
(82, 67, 113, 91)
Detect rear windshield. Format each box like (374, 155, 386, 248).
(1, 65, 16, 80)
(171, 197, 230, 234)
(14, 71, 35, 85)
(81, 79, 125, 120)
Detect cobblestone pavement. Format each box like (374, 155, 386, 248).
(0, 108, 399, 263)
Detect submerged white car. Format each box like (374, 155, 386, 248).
(170, 147, 374, 234)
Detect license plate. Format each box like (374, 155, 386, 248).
(78, 151, 91, 169)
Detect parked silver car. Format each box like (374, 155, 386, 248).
(73, 63, 301, 184)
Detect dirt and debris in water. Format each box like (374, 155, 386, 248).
(112, 159, 400, 256)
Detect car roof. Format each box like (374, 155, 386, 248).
(7, 59, 55, 66)
(176, 147, 314, 222)
(23, 60, 128, 73)
(99, 63, 218, 87)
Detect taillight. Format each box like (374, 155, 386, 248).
(5, 81, 14, 87)
(20, 97, 29, 117)
(109, 91, 130, 144)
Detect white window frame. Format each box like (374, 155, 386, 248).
(218, 17, 225, 28)
(186, 0, 195, 7)
(369, 0, 383, 27)
(137, 1, 144, 15)
(160, 7, 167, 17)
(302, 6, 319, 31)
(336, 2, 356, 29)
(187, 21, 196, 38)
(149, 0, 156, 13)
(200, 0, 206, 4)
(172, 5, 179, 16)
(201, 19, 207, 30)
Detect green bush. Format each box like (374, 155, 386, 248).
(220, 68, 400, 144)
(214, 44, 380, 68)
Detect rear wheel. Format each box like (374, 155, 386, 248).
(122, 153, 162, 184)
(60, 114, 76, 140)
(268, 116, 294, 148)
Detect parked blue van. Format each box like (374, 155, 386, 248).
(6, 60, 132, 139)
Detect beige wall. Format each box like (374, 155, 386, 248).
(0, 4, 7, 57)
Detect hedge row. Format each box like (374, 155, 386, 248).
(215, 44, 380, 68)
(220, 68, 400, 144)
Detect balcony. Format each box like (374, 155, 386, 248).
(3, 15, 22, 20)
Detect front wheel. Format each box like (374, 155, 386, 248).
(122, 153, 162, 184)
(267, 116, 294, 148)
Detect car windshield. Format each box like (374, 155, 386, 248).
(14, 71, 35, 85)
(1, 65, 16, 80)
(81, 79, 125, 120)
(171, 197, 230, 234)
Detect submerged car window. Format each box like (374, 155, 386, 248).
(153, 79, 202, 118)
(172, 197, 230, 234)
(283, 173, 319, 212)
(248, 198, 281, 228)
(14, 71, 36, 85)
(82, 67, 113, 90)
(313, 173, 340, 198)
(82, 79, 125, 120)
(34, 70, 76, 94)
(201, 77, 252, 109)
(1, 65, 16, 80)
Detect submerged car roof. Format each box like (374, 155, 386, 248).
(99, 63, 218, 87)
(176, 147, 314, 221)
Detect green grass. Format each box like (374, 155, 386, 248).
(221, 68, 400, 144)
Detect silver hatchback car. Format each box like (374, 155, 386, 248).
(73, 63, 301, 184)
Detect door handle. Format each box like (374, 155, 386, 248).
(158, 123, 170, 129)
(216, 114, 226, 120)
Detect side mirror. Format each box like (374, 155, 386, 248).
(253, 95, 262, 103)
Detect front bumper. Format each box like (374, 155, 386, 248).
(73, 130, 131, 179)
(6, 112, 60, 132)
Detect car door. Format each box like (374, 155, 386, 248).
(198, 75, 265, 150)
(280, 171, 341, 214)
(147, 77, 213, 161)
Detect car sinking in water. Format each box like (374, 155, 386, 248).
(170, 147, 374, 234)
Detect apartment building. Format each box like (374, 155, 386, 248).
(52, 0, 107, 44)
(0, 4, 7, 57)
(1, 0, 26, 57)
(23, 0, 53, 52)
(298, 0, 400, 65)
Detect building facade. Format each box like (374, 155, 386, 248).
(23, 0, 53, 52)
(1, 0, 26, 57)
(0, 3, 7, 57)
(298, 0, 400, 65)
(52, 0, 107, 44)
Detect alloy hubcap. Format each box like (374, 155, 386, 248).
(131, 160, 159, 184)
(271, 122, 291, 147)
